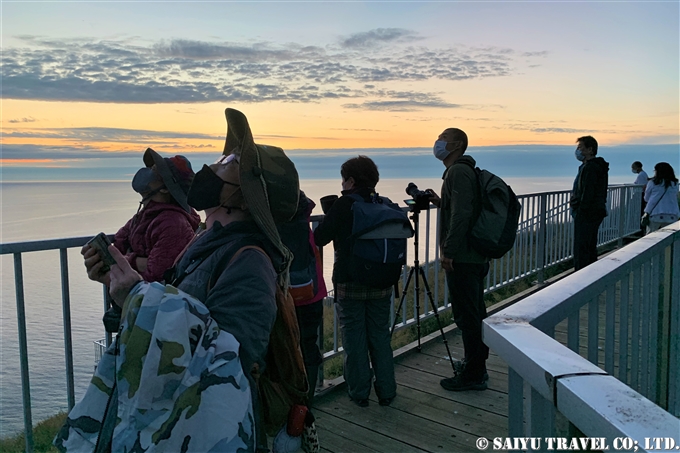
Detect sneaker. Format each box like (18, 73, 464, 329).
(452, 360, 489, 382)
(378, 396, 395, 407)
(440, 374, 488, 391)
(350, 397, 369, 407)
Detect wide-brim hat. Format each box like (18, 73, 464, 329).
(142, 148, 193, 213)
(222, 108, 300, 274)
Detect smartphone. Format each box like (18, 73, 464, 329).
(86, 232, 116, 273)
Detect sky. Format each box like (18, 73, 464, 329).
(1, 1, 679, 171)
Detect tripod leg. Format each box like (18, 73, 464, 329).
(418, 266, 457, 375)
(390, 268, 415, 337)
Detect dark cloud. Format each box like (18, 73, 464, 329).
(8, 117, 37, 123)
(1, 33, 546, 107)
(3, 127, 219, 142)
(339, 28, 419, 49)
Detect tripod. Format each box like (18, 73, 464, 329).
(391, 207, 457, 375)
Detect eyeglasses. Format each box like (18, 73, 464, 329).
(213, 154, 240, 166)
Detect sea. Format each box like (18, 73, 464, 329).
(1, 144, 677, 436)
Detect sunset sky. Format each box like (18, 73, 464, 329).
(2, 1, 678, 169)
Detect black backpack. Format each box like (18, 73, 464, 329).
(277, 193, 319, 302)
(458, 160, 521, 259)
(347, 193, 414, 289)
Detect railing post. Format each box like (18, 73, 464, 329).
(60, 248, 76, 410)
(618, 187, 626, 247)
(527, 387, 555, 450)
(14, 253, 34, 453)
(537, 193, 547, 284)
(508, 367, 524, 437)
(669, 234, 680, 416)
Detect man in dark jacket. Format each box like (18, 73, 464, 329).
(428, 128, 490, 392)
(570, 135, 609, 270)
(314, 155, 397, 408)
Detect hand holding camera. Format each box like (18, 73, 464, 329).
(404, 182, 435, 212)
(82, 232, 116, 286)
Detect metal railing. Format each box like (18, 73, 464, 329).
(484, 222, 680, 451)
(0, 184, 643, 452)
(318, 184, 644, 361)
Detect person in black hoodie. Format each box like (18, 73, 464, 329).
(570, 135, 609, 270)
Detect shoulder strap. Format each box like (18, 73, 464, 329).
(647, 186, 670, 216)
(207, 243, 269, 293)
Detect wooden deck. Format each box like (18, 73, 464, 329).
(311, 328, 509, 453)
(309, 278, 627, 453)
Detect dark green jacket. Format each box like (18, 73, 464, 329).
(440, 155, 488, 264)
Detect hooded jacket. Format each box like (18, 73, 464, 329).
(172, 220, 280, 380)
(440, 155, 488, 264)
(570, 156, 610, 218)
(113, 200, 201, 282)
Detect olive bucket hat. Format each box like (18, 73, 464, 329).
(222, 108, 300, 274)
(142, 148, 195, 213)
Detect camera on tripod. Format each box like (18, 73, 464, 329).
(404, 182, 433, 212)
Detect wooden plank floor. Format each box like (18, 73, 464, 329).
(309, 286, 651, 452)
(311, 329, 509, 453)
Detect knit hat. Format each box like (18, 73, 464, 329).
(142, 148, 195, 213)
(222, 108, 299, 275)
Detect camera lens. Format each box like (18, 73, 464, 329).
(405, 182, 419, 198)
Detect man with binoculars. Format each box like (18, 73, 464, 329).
(427, 128, 490, 392)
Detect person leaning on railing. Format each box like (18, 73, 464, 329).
(643, 162, 679, 233)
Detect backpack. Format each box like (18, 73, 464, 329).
(277, 207, 319, 303)
(213, 245, 309, 436)
(347, 193, 414, 289)
(458, 160, 521, 259)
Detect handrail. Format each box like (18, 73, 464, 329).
(484, 222, 680, 450)
(0, 184, 645, 451)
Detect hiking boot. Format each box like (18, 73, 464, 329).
(350, 397, 369, 407)
(440, 374, 488, 392)
(452, 360, 489, 382)
(378, 396, 395, 407)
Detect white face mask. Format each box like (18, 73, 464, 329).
(433, 140, 450, 161)
(575, 149, 586, 162)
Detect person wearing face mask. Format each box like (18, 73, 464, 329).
(314, 155, 398, 408)
(425, 128, 491, 392)
(82, 109, 302, 453)
(631, 161, 649, 229)
(82, 148, 200, 332)
(112, 149, 201, 282)
(569, 135, 609, 270)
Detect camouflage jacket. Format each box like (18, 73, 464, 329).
(54, 281, 254, 452)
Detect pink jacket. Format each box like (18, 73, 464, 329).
(114, 201, 201, 282)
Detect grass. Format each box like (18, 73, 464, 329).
(0, 412, 66, 453)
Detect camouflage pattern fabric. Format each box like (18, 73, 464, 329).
(54, 282, 254, 452)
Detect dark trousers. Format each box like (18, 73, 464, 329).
(335, 295, 396, 400)
(295, 300, 324, 368)
(295, 300, 324, 404)
(446, 262, 490, 381)
(573, 214, 605, 271)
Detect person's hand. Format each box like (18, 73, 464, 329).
(427, 189, 441, 208)
(135, 256, 149, 273)
(108, 245, 143, 308)
(440, 256, 453, 272)
(81, 244, 111, 286)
